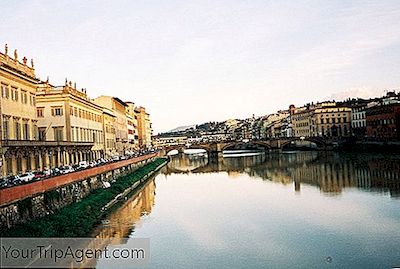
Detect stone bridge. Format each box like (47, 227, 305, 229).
(160, 137, 332, 156)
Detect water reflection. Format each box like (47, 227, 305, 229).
(165, 152, 400, 198)
(92, 152, 400, 269)
(92, 179, 156, 239)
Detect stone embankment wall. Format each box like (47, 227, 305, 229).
(0, 154, 157, 229)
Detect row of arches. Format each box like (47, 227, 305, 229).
(164, 137, 327, 155)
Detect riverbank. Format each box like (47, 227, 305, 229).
(0, 157, 168, 237)
(338, 140, 400, 152)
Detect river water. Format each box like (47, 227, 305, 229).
(94, 151, 400, 269)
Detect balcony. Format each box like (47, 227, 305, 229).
(0, 140, 94, 147)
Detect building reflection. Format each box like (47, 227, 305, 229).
(91, 179, 156, 243)
(75, 180, 156, 268)
(165, 152, 400, 198)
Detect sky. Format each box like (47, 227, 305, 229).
(1, 0, 400, 133)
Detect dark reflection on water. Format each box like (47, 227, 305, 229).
(165, 151, 400, 198)
(93, 151, 400, 269)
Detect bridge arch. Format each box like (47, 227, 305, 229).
(163, 144, 212, 156)
(221, 141, 271, 151)
(280, 137, 327, 150)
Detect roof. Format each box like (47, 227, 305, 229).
(113, 97, 128, 107)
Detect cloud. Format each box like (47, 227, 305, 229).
(1, 1, 400, 132)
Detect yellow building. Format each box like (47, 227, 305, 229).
(0, 45, 91, 175)
(291, 107, 313, 137)
(0, 46, 40, 175)
(36, 81, 104, 164)
(292, 103, 352, 138)
(93, 96, 128, 156)
(101, 107, 117, 158)
(126, 102, 139, 151)
(135, 106, 152, 149)
(312, 107, 352, 137)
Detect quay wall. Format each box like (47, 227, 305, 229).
(0, 153, 158, 229)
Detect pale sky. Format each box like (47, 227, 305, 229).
(1, 0, 400, 133)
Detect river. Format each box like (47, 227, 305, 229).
(93, 151, 400, 269)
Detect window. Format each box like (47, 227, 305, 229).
(7, 158, 12, 174)
(55, 108, 62, 116)
(70, 107, 74, 116)
(32, 122, 38, 140)
(26, 155, 31, 171)
(37, 107, 44, 117)
(54, 127, 63, 141)
(38, 127, 46, 141)
(15, 88, 19, 101)
(71, 127, 75, 141)
(23, 122, 30, 140)
(11, 87, 18, 101)
(52, 107, 63, 116)
(15, 121, 21, 140)
(17, 157, 22, 173)
(21, 90, 28, 104)
(2, 117, 9, 139)
(30, 94, 34, 105)
(1, 84, 9, 98)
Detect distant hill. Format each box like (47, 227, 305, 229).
(168, 125, 196, 133)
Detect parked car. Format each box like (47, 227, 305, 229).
(97, 158, 107, 165)
(33, 171, 47, 180)
(112, 156, 120, 162)
(60, 166, 74, 174)
(43, 168, 51, 177)
(19, 172, 35, 182)
(0, 178, 9, 189)
(4, 175, 21, 186)
(72, 164, 81, 171)
(89, 161, 98, 168)
(79, 161, 89, 169)
(51, 168, 61, 176)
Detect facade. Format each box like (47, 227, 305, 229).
(351, 104, 367, 137)
(135, 106, 152, 149)
(36, 81, 103, 163)
(292, 103, 352, 138)
(0, 45, 154, 177)
(0, 47, 40, 175)
(366, 103, 400, 140)
(263, 111, 291, 138)
(101, 108, 117, 158)
(93, 96, 128, 155)
(126, 102, 139, 151)
(291, 107, 312, 137)
(311, 107, 352, 137)
(1, 46, 95, 176)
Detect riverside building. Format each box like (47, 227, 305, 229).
(135, 106, 153, 149)
(292, 102, 352, 138)
(93, 96, 128, 156)
(36, 80, 104, 164)
(0, 45, 94, 175)
(0, 46, 40, 175)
